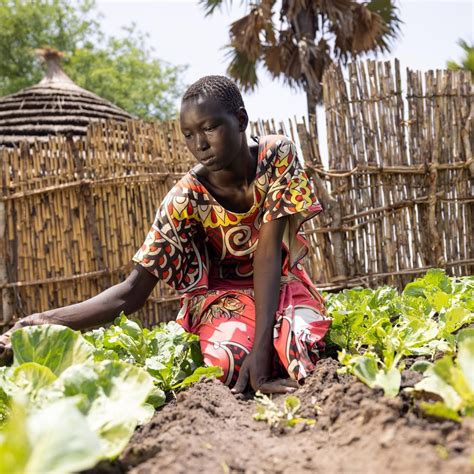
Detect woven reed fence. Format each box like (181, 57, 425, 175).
(0, 59, 472, 329)
(0, 120, 196, 328)
(314, 60, 473, 288)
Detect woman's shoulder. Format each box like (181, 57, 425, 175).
(257, 134, 294, 153)
(256, 134, 297, 176)
(167, 170, 207, 197)
(160, 171, 210, 214)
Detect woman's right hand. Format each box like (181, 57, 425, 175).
(0, 313, 49, 366)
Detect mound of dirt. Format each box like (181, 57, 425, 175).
(91, 359, 473, 473)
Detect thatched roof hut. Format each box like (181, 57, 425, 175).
(0, 48, 133, 147)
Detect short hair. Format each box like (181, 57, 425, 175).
(182, 75, 245, 114)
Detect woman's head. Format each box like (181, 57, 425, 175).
(180, 75, 249, 171)
(182, 75, 245, 115)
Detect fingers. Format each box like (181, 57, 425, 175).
(0, 332, 11, 348)
(258, 379, 298, 395)
(279, 378, 298, 388)
(231, 363, 249, 394)
(0, 334, 13, 366)
(0, 346, 12, 366)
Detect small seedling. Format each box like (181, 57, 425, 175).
(253, 391, 315, 429)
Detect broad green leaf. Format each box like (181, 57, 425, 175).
(350, 355, 401, 396)
(11, 363, 57, 399)
(457, 336, 474, 393)
(0, 402, 30, 473)
(284, 395, 301, 415)
(439, 307, 473, 336)
(410, 360, 433, 373)
(59, 360, 154, 459)
(0, 366, 18, 398)
(432, 292, 451, 312)
(137, 403, 156, 426)
(374, 367, 401, 397)
(413, 331, 474, 420)
(457, 328, 474, 345)
(431, 356, 472, 401)
(423, 269, 453, 293)
(420, 401, 461, 422)
(414, 368, 462, 411)
(119, 317, 143, 340)
(403, 269, 452, 300)
(176, 366, 223, 389)
(351, 356, 378, 388)
(11, 325, 94, 376)
(403, 282, 425, 298)
(0, 400, 101, 474)
(147, 386, 166, 408)
(0, 388, 9, 424)
(85, 317, 208, 394)
(400, 319, 439, 349)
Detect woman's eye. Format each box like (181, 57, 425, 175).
(183, 133, 192, 139)
(204, 126, 216, 132)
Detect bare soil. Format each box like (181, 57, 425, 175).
(90, 358, 473, 474)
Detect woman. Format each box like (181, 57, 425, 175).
(0, 76, 330, 394)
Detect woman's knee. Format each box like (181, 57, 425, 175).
(201, 340, 250, 386)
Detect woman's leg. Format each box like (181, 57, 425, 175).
(273, 305, 331, 381)
(188, 284, 331, 386)
(195, 295, 256, 387)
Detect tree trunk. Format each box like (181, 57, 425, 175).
(290, 2, 348, 283)
(306, 90, 318, 124)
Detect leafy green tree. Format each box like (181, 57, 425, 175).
(0, 0, 100, 94)
(200, 0, 401, 116)
(67, 25, 185, 121)
(0, 0, 185, 120)
(447, 39, 474, 80)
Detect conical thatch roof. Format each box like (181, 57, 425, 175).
(0, 48, 133, 146)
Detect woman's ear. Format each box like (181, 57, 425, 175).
(236, 107, 249, 132)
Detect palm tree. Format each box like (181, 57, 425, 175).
(447, 39, 474, 80)
(200, 0, 401, 118)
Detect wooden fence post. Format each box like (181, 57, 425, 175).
(67, 136, 107, 284)
(0, 201, 14, 325)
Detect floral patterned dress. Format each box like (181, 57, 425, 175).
(133, 135, 331, 386)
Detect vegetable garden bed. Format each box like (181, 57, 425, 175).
(1, 270, 473, 473)
(95, 359, 473, 474)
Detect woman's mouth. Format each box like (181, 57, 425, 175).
(201, 155, 216, 165)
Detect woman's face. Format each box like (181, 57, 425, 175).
(180, 96, 246, 172)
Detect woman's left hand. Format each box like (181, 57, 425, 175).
(231, 349, 298, 394)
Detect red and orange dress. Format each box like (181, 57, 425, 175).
(133, 135, 331, 386)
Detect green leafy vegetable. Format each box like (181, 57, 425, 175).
(0, 315, 223, 470)
(11, 324, 94, 375)
(327, 270, 474, 398)
(253, 392, 315, 429)
(84, 315, 223, 398)
(59, 360, 155, 458)
(410, 329, 474, 421)
(0, 400, 101, 473)
(0, 324, 163, 463)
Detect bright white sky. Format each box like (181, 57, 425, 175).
(96, 0, 473, 123)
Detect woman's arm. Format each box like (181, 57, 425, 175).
(0, 265, 158, 362)
(232, 216, 297, 394)
(43, 265, 158, 330)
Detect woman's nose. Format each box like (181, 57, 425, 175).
(196, 134, 209, 151)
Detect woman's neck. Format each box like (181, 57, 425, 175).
(204, 137, 257, 191)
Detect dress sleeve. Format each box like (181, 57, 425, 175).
(132, 177, 209, 293)
(260, 136, 323, 269)
(262, 136, 323, 223)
